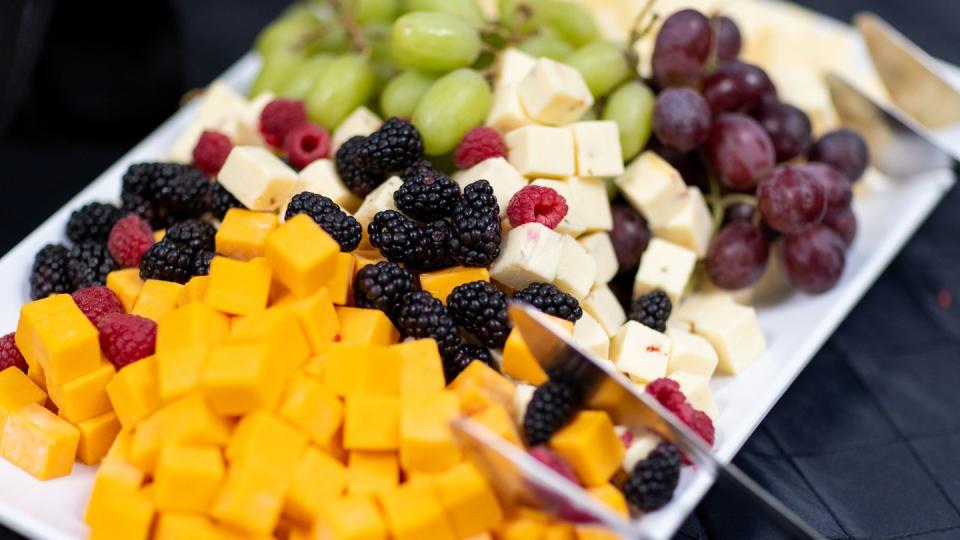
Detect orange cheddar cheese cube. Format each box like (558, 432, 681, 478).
(574, 525, 619, 540)
(159, 391, 232, 447)
(106, 356, 160, 429)
(449, 360, 516, 415)
(154, 229, 165, 242)
(204, 256, 272, 315)
(471, 402, 522, 446)
(285, 288, 339, 355)
(229, 305, 311, 374)
(544, 523, 576, 540)
(393, 339, 445, 397)
(216, 208, 279, 260)
(87, 481, 155, 540)
(549, 411, 624, 487)
(313, 495, 388, 540)
(131, 279, 184, 322)
(399, 391, 461, 473)
(49, 360, 115, 424)
(279, 375, 343, 447)
(107, 268, 145, 312)
(176, 275, 210, 307)
(156, 302, 229, 353)
(226, 410, 306, 464)
(0, 402, 80, 479)
(379, 478, 457, 540)
(156, 343, 208, 403)
(502, 329, 547, 386)
(324, 252, 355, 305)
(353, 250, 386, 275)
(201, 343, 285, 416)
(27, 362, 45, 391)
(496, 514, 548, 540)
(285, 446, 348, 525)
(335, 307, 399, 346)
(265, 214, 339, 298)
(587, 484, 628, 516)
(129, 410, 163, 475)
(344, 394, 399, 450)
(0, 368, 47, 438)
(85, 460, 145, 525)
(155, 513, 223, 540)
(322, 344, 402, 396)
(433, 462, 504, 537)
(347, 450, 399, 496)
(77, 411, 121, 465)
(103, 428, 134, 465)
(16, 293, 100, 386)
(420, 266, 491, 305)
(154, 444, 226, 512)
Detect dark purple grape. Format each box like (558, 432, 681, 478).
(610, 204, 651, 275)
(714, 16, 741, 61)
(753, 101, 813, 162)
(797, 162, 851, 218)
(823, 206, 857, 247)
(756, 165, 826, 235)
(653, 87, 711, 152)
(722, 202, 756, 226)
(701, 61, 774, 113)
(652, 9, 712, 88)
(707, 222, 770, 290)
(808, 129, 869, 182)
(783, 225, 846, 293)
(706, 113, 775, 191)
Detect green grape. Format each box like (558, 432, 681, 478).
(602, 81, 655, 161)
(544, 1, 598, 47)
(406, 0, 484, 26)
(348, 0, 400, 24)
(518, 28, 573, 60)
(381, 71, 437, 119)
(277, 55, 334, 99)
(579, 107, 598, 122)
(499, 0, 545, 35)
(565, 41, 631, 98)
(413, 69, 492, 155)
(250, 49, 306, 97)
(306, 54, 376, 129)
(390, 12, 481, 72)
(255, 8, 318, 56)
(365, 23, 399, 93)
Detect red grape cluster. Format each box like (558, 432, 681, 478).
(649, 9, 868, 294)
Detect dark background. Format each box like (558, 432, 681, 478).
(2, 1, 960, 539)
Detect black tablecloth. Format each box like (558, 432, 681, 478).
(1, 1, 959, 539)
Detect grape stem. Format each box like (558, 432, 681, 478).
(628, 0, 659, 45)
(711, 192, 759, 233)
(328, 0, 369, 56)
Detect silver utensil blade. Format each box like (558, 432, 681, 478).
(505, 303, 824, 540)
(825, 73, 960, 178)
(855, 12, 960, 129)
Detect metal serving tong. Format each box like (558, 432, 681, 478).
(451, 304, 823, 540)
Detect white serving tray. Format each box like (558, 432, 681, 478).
(0, 50, 957, 540)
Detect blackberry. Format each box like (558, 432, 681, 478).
(368, 210, 425, 265)
(444, 344, 496, 384)
(403, 159, 435, 178)
(193, 251, 215, 276)
(353, 261, 417, 316)
(121, 193, 159, 229)
(66, 242, 118, 289)
(628, 289, 672, 332)
(336, 136, 383, 197)
(395, 291, 462, 359)
(416, 220, 456, 272)
(448, 180, 501, 267)
(522, 380, 583, 447)
(357, 117, 424, 175)
(140, 241, 196, 284)
(164, 219, 216, 252)
(210, 182, 245, 221)
(284, 192, 363, 252)
(156, 166, 211, 218)
(395, 166, 461, 222)
(121, 162, 187, 201)
(622, 442, 682, 511)
(512, 283, 583, 322)
(447, 281, 510, 349)
(66, 202, 123, 243)
(29, 244, 72, 300)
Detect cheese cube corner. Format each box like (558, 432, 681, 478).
(570, 121, 624, 178)
(266, 214, 340, 298)
(16, 293, 100, 387)
(581, 285, 626, 337)
(1, 402, 80, 480)
(204, 256, 272, 315)
(343, 394, 400, 451)
(292, 158, 363, 213)
(615, 151, 688, 229)
(380, 478, 458, 540)
(332, 106, 383, 153)
(517, 58, 594, 126)
(399, 391, 461, 473)
(554, 235, 597, 301)
(610, 321, 671, 384)
(217, 146, 298, 211)
(215, 209, 279, 261)
(154, 444, 226, 513)
(653, 187, 714, 258)
(454, 157, 528, 217)
(490, 223, 564, 290)
(549, 410, 624, 487)
(420, 266, 491, 305)
(505, 126, 575, 179)
(633, 238, 698, 304)
(578, 233, 618, 285)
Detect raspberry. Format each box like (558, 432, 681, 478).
(284, 123, 330, 169)
(259, 99, 308, 147)
(368, 210, 425, 265)
(622, 442, 681, 511)
(96, 313, 157, 370)
(507, 185, 569, 229)
(447, 281, 510, 349)
(454, 127, 507, 169)
(0, 333, 28, 374)
(108, 215, 155, 267)
(336, 135, 383, 196)
(528, 446, 580, 485)
(210, 182, 245, 221)
(395, 291, 462, 359)
(522, 380, 582, 447)
(394, 164, 462, 222)
(71, 287, 123, 324)
(284, 192, 362, 252)
(628, 289, 672, 332)
(444, 344, 496, 384)
(448, 180, 502, 267)
(67, 242, 118, 289)
(66, 202, 123, 243)
(29, 244, 72, 300)
(512, 283, 582, 322)
(353, 261, 417, 317)
(139, 241, 197, 284)
(356, 117, 424, 175)
(164, 219, 216, 252)
(192, 130, 233, 175)
(646, 378, 715, 446)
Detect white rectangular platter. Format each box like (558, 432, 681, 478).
(0, 46, 956, 540)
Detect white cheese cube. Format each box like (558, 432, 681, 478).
(497, 48, 537, 88)
(486, 83, 535, 134)
(666, 328, 719, 378)
(668, 371, 719, 419)
(169, 81, 248, 163)
(285, 159, 362, 215)
(505, 126, 576, 179)
(578, 232, 618, 284)
(570, 121, 624, 178)
(581, 284, 626, 337)
(217, 146, 298, 212)
(454, 157, 528, 218)
(490, 223, 564, 290)
(653, 187, 714, 258)
(332, 106, 382, 153)
(573, 312, 609, 359)
(633, 238, 697, 304)
(554, 235, 597, 300)
(353, 176, 403, 230)
(610, 321, 671, 384)
(615, 151, 688, 228)
(622, 432, 662, 471)
(566, 176, 613, 232)
(673, 293, 737, 327)
(692, 302, 766, 375)
(513, 383, 537, 425)
(529, 179, 586, 237)
(518, 58, 594, 126)
(221, 91, 274, 147)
